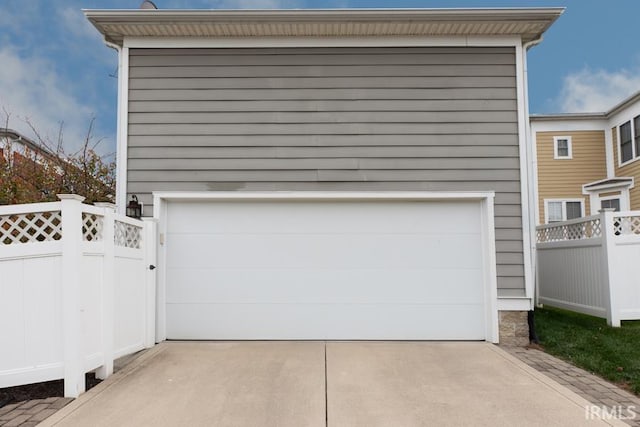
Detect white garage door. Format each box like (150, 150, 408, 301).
(164, 199, 487, 340)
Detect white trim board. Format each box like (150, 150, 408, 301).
(514, 40, 535, 310)
(116, 46, 129, 214)
(497, 298, 533, 312)
(153, 191, 495, 202)
(530, 120, 609, 133)
(152, 191, 500, 343)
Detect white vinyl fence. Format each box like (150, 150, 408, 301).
(536, 209, 640, 327)
(0, 195, 156, 397)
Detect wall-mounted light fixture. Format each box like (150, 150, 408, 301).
(126, 195, 142, 219)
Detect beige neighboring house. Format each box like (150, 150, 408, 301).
(531, 91, 640, 224)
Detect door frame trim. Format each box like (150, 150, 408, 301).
(153, 191, 498, 342)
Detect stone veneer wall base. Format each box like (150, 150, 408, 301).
(499, 310, 530, 346)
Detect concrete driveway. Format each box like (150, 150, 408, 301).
(41, 342, 625, 427)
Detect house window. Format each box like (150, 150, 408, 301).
(620, 121, 633, 163)
(565, 201, 582, 219)
(545, 200, 584, 223)
(601, 198, 621, 211)
(635, 116, 640, 158)
(553, 136, 572, 159)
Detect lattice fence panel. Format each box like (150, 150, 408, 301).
(114, 221, 142, 249)
(82, 213, 104, 242)
(537, 218, 601, 243)
(613, 215, 640, 236)
(0, 211, 62, 245)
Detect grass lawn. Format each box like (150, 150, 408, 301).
(535, 306, 640, 395)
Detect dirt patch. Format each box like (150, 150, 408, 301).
(0, 373, 101, 408)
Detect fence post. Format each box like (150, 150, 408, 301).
(600, 208, 620, 327)
(58, 194, 86, 398)
(95, 203, 116, 380)
(142, 218, 157, 348)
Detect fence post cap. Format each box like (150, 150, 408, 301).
(57, 194, 86, 202)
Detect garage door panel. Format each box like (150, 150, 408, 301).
(323, 304, 485, 340)
(167, 303, 328, 340)
(166, 268, 484, 305)
(164, 198, 487, 340)
(167, 201, 481, 234)
(166, 233, 482, 270)
(167, 303, 485, 340)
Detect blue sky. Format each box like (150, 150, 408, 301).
(1, 0, 639, 156)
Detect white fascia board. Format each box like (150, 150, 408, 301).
(122, 35, 521, 49)
(530, 119, 608, 133)
(152, 191, 496, 202)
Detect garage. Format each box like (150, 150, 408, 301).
(158, 193, 495, 341)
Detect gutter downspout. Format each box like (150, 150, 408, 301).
(523, 36, 543, 343)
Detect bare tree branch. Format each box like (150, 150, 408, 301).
(0, 110, 115, 205)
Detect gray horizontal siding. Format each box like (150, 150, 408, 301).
(129, 111, 514, 124)
(127, 46, 524, 293)
(129, 181, 523, 198)
(130, 88, 516, 101)
(129, 64, 515, 79)
(129, 76, 513, 88)
(129, 47, 516, 62)
(128, 145, 521, 158)
(129, 99, 517, 113)
(129, 134, 519, 147)
(127, 157, 519, 170)
(128, 169, 521, 181)
(129, 123, 518, 135)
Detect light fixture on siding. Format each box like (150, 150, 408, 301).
(126, 195, 142, 219)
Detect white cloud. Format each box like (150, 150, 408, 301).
(0, 47, 101, 156)
(557, 66, 640, 113)
(59, 7, 103, 43)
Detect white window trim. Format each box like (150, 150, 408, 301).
(599, 195, 622, 211)
(582, 179, 633, 215)
(617, 118, 639, 167)
(553, 136, 572, 159)
(588, 191, 631, 215)
(543, 198, 585, 223)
